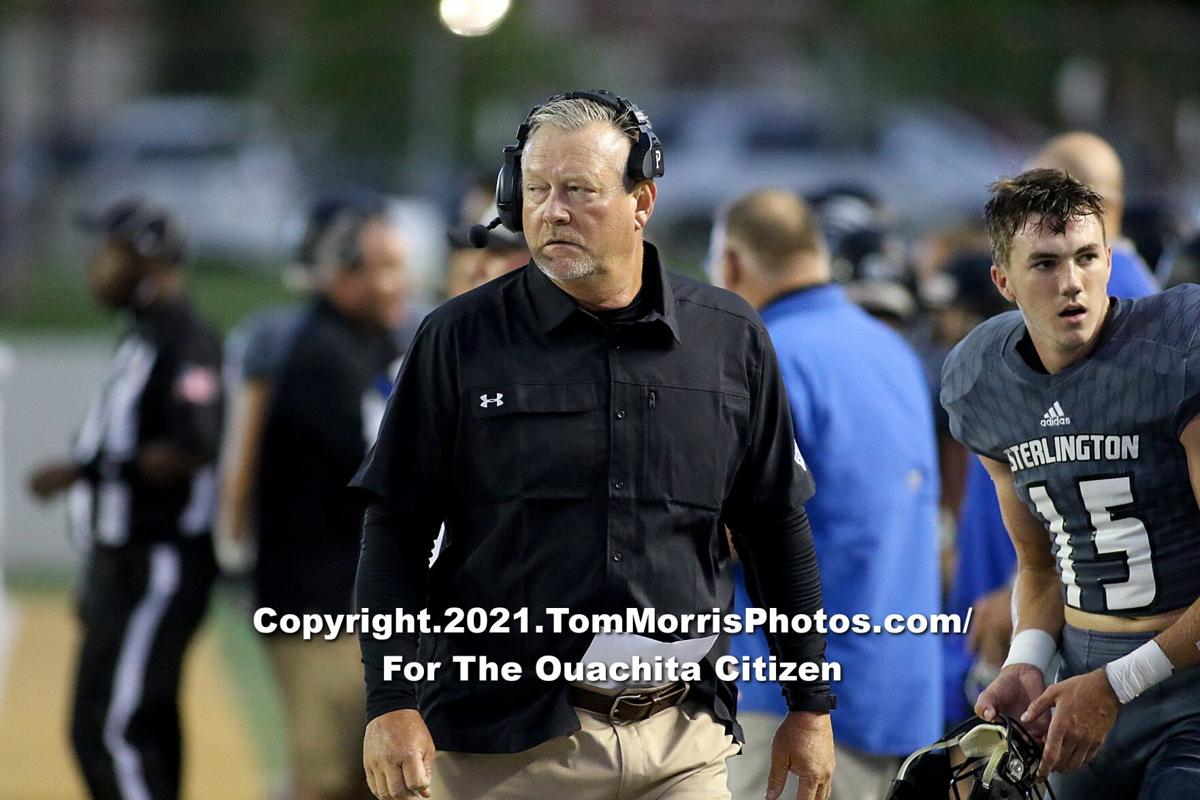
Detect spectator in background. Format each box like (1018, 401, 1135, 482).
(443, 205, 530, 298)
(27, 199, 223, 800)
(713, 189, 941, 800)
(217, 191, 409, 800)
(806, 187, 917, 330)
(442, 178, 497, 299)
(1029, 131, 1158, 297)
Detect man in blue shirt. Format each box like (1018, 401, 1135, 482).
(713, 189, 942, 800)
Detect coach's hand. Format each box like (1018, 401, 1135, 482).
(766, 710, 834, 800)
(975, 663, 1049, 739)
(364, 709, 436, 799)
(1023, 668, 1118, 779)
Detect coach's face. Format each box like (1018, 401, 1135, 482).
(522, 122, 654, 286)
(993, 212, 1111, 372)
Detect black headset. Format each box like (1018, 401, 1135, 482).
(104, 201, 185, 264)
(493, 90, 665, 233)
(297, 190, 389, 270)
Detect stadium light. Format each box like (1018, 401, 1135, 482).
(439, 0, 511, 37)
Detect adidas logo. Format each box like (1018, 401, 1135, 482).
(1040, 401, 1072, 427)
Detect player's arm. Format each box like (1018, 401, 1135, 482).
(973, 455, 1062, 735)
(979, 455, 1064, 638)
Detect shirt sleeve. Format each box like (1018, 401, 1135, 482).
(150, 331, 225, 462)
(349, 318, 456, 718)
(724, 326, 815, 523)
(240, 311, 300, 381)
(350, 317, 456, 521)
(940, 334, 1007, 462)
(357, 501, 433, 717)
(1174, 319, 1200, 436)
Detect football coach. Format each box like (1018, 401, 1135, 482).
(352, 90, 836, 800)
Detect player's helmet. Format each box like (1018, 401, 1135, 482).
(886, 715, 1055, 800)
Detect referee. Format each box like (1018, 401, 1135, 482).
(28, 199, 223, 800)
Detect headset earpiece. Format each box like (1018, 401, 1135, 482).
(496, 142, 524, 232)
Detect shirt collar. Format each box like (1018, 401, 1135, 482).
(759, 282, 845, 323)
(526, 241, 682, 342)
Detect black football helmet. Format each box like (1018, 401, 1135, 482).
(886, 715, 1055, 800)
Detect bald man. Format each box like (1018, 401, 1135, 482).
(1029, 132, 1158, 298)
(714, 189, 942, 800)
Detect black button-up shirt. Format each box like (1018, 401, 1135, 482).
(256, 298, 402, 616)
(352, 243, 831, 753)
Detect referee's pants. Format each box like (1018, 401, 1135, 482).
(70, 537, 216, 800)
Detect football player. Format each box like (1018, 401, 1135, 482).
(941, 168, 1200, 798)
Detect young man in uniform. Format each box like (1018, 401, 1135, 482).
(28, 199, 223, 800)
(941, 169, 1200, 797)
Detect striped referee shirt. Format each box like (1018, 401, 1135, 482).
(69, 298, 223, 548)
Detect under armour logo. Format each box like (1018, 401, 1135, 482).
(480, 393, 505, 408)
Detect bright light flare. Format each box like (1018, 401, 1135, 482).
(439, 0, 512, 37)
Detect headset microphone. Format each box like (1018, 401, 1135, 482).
(467, 217, 503, 248)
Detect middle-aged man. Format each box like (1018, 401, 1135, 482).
(28, 199, 223, 800)
(942, 168, 1200, 798)
(219, 191, 409, 800)
(714, 189, 941, 800)
(352, 90, 836, 800)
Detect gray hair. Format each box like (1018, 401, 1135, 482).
(527, 97, 640, 145)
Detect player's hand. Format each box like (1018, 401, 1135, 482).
(363, 709, 436, 799)
(28, 461, 81, 500)
(966, 585, 1013, 668)
(766, 710, 834, 800)
(975, 663, 1048, 739)
(1023, 668, 1118, 779)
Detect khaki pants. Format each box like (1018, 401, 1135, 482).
(431, 702, 738, 799)
(266, 634, 372, 799)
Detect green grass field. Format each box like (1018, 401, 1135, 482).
(0, 259, 297, 336)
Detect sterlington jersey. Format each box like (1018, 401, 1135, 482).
(942, 285, 1200, 616)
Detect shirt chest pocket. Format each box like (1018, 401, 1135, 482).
(640, 386, 750, 510)
(458, 383, 601, 504)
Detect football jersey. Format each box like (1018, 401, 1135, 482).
(942, 285, 1200, 616)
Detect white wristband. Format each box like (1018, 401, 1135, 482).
(1003, 629, 1057, 675)
(1104, 640, 1174, 704)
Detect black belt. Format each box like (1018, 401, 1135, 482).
(569, 682, 691, 723)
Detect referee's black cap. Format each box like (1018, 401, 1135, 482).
(77, 198, 186, 265)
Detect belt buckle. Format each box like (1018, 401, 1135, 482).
(607, 682, 689, 723)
